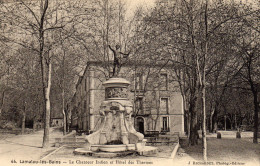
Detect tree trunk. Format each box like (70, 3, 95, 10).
(153, 91, 160, 131)
(189, 98, 199, 145)
(235, 113, 237, 130)
(253, 90, 258, 144)
(202, 0, 208, 161)
(202, 84, 207, 161)
(0, 90, 5, 115)
(62, 89, 67, 135)
(187, 112, 191, 138)
(21, 111, 26, 135)
(33, 118, 36, 132)
(186, 111, 191, 138)
(210, 114, 216, 133)
(246, 52, 258, 143)
(202, 82, 207, 161)
(224, 115, 227, 131)
(213, 111, 218, 133)
(38, 0, 50, 149)
(209, 107, 215, 133)
(153, 109, 160, 131)
(42, 61, 52, 148)
(183, 95, 189, 137)
(63, 112, 66, 135)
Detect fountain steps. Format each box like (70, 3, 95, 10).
(73, 148, 137, 158)
(73, 145, 158, 158)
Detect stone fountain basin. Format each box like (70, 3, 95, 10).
(91, 144, 136, 152)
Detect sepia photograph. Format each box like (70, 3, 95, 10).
(0, 0, 259, 166)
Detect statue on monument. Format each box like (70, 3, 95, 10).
(74, 45, 157, 157)
(108, 44, 130, 77)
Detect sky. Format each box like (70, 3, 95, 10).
(124, 0, 156, 17)
(126, 0, 155, 10)
(124, 0, 259, 16)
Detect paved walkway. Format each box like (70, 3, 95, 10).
(0, 127, 63, 164)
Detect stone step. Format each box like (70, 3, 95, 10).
(74, 146, 157, 157)
(74, 148, 136, 158)
(55, 141, 85, 147)
(137, 146, 158, 156)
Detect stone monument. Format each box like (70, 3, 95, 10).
(74, 45, 157, 157)
(74, 77, 157, 157)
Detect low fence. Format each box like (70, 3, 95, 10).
(54, 131, 85, 147)
(145, 132, 179, 145)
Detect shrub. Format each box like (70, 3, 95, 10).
(3, 121, 17, 130)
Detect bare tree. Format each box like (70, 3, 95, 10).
(1, 0, 82, 147)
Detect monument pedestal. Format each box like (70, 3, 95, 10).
(74, 77, 157, 157)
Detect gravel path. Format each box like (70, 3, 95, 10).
(175, 137, 260, 166)
(1, 129, 259, 166)
(0, 127, 63, 165)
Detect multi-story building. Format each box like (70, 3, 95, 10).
(69, 61, 184, 135)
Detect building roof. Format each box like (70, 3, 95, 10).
(74, 60, 173, 89)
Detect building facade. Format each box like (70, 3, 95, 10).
(51, 118, 63, 127)
(69, 61, 184, 135)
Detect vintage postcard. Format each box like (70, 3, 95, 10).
(0, 0, 259, 166)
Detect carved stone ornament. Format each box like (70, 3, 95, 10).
(105, 87, 128, 99)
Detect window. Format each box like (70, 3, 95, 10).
(162, 117, 169, 131)
(136, 73, 143, 90)
(136, 97, 143, 114)
(160, 98, 169, 114)
(160, 73, 168, 90)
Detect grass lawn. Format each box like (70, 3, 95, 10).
(176, 137, 260, 165)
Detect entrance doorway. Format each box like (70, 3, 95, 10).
(136, 117, 144, 134)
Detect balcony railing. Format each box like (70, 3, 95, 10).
(134, 110, 151, 116)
